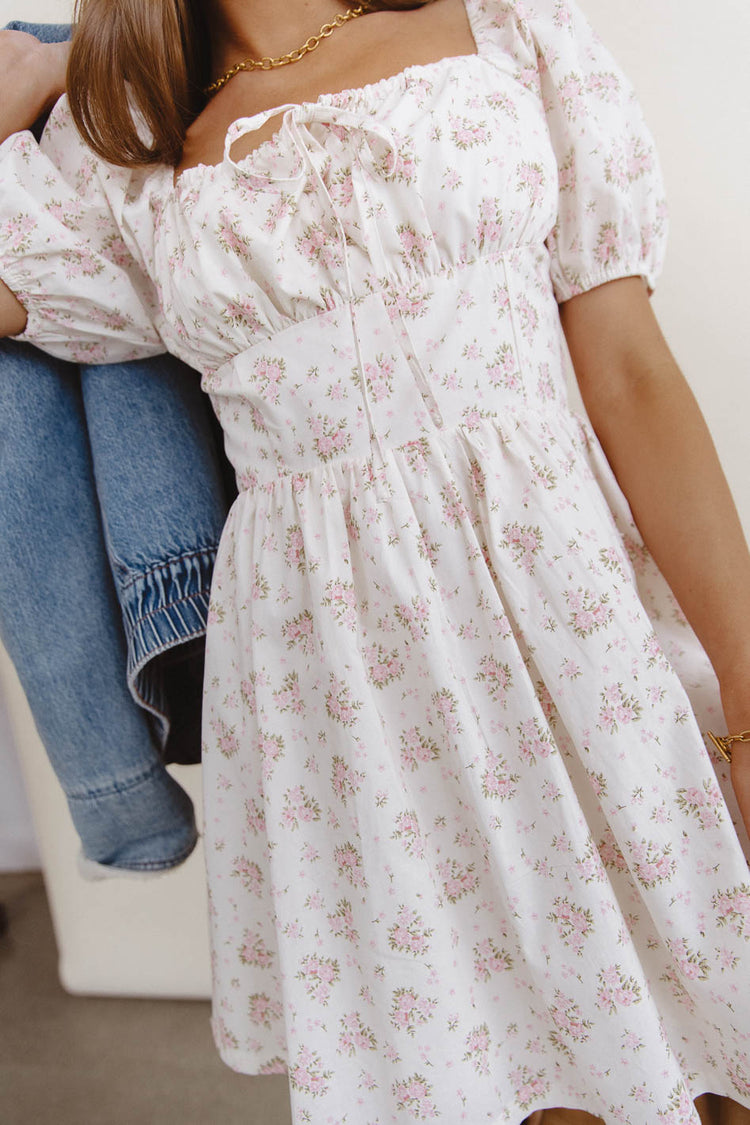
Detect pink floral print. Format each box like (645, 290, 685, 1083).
(1, 0, 750, 1121)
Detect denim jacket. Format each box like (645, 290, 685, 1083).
(0, 22, 234, 874)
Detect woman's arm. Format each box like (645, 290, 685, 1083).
(0, 29, 68, 338)
(0, 279, 26, 336)
(561, 276, 750, 832)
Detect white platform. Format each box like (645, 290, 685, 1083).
(0, 642, 212, 999)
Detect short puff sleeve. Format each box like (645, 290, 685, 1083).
(0, 95, 166, 365)
(474, 0, 668, 301)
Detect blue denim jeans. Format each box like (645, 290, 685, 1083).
(0, 20, 233, 871)
(0, 337, 230, 871)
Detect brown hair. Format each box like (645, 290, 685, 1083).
(67, 1, 435, 169)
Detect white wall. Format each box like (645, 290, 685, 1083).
(1, 0, 72, 19)
(1, 0, 748, 868)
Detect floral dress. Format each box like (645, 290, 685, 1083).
(2, 0, 750, 1121)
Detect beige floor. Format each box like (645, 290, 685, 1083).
(0, 870, 292, 1125)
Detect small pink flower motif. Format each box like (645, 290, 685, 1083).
(676, 779, 725, 830)
(517, 161, 546, 206)
(334, 842, 368, 888)
(587, 70, 621, 102)
(364, 353, 396, 403)
(475, 195, 508, 250)
(210, 716, 239, 759)
(330, 172, 354, 207)
(262, 192, 294, 233)
(248, 992, 283, 1030)
(322, 578, 359, 629)
(273, 670, 305, 715)
(431, 687, 463, 737)
(475, 656, 513, 704)
(222, 296, 262, 334)
(85, 306, 129, 332)
(517, 295, 540, 342)
(282, 609, 316, 655)
(296, 222, 342, 269)
(462, 405, 483, 430)
(463, 1022, 491, 1075)
(595, 963, 642, 1014)
(712, 884, 750, 939)
(399, 727, 441, 771)
(481, 748, 520, 801)
(216, 209, 253, 257)
(449, 114, 490, 150)
(281, 784, 321, 831)
(473, 938, 513, 982)
(398, 223, 433, 266)
(439, 482, 468, 529)
(325, 675, 363, 727)
(502, 521, 545, 575)
(337, 1011, 377, 1056)
(2, 212, 37, 253)
(331, 755, 363, 805)
(296, 953, 340, 1005)
(244, 798, 266, 835)
(594, 220, 621, 267)
(629, 837, 675, 888)
(597, 682, 642, 734)
(289, 1046, 333, 1097)
(364, 641, 404, 689)
(390, 987, 438, 1037)
(231, 857, 265, 896)
(547, 896, 594, 956)
(518, 717, 553, 764)
(558, 74, 586, 120)
(557, 152, 577, 193)
(391, 810, 426, 858)
(327, 898, 360, 944)
(510, 1064, 550, 1112)
(238, 928, 275, 969)
(63, 246, 104, 280)
(388, 905, 434, 957)
(666, 937, 710, 983)
(626, 135, 654, 181)
(437, 858, 479, 904)
(385, 284, 429, 320)
(392, 1074, 440, 1119)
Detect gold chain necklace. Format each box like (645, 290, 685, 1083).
(205, 4, 371, 97)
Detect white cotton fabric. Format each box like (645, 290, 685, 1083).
(1, 1, 750, 1121)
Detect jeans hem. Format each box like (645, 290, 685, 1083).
(115, 547, 216, 749)
(78, 828, 200, 876)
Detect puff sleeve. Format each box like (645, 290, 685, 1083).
(0, 95, 166, 365)
(535, 0, 668, 299)
(476, 0, 669, 301)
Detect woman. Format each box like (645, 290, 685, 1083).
(1, 1, 749, 1120)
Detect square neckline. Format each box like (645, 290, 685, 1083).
(171, 0, 485, 192)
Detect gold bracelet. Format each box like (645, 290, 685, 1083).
(706, 729, 750, 763)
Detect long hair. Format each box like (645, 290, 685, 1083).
(67, 1, 435, 169)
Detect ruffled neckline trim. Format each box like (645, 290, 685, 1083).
(171, 52, 484, 193)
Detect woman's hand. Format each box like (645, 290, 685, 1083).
(0, 31, 69, 339)
(0, 30, 69, 144)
